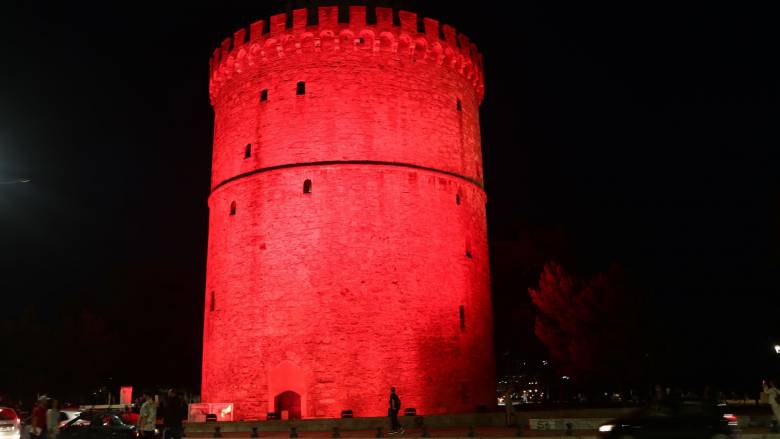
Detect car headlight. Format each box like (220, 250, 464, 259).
(598, 424, 615, 432)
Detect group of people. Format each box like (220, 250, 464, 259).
(26, 389, 187, 439)
(29, 397, 61, 439)
(136, 389, 188, 439)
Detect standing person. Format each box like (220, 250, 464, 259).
(162, 389, 186, 439)
(764, 380, 780, 432)
(137, 392, 157, 439)
(387, 387, 403, 435)
(653, 384, 664, 401)
(502, 388, 515, 426)
(46, 400, 60, 439)
(31, 398, 49, 439)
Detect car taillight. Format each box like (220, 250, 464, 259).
(723, 413, 738, 426)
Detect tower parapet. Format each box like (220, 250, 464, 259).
(208, 6, 484, 105)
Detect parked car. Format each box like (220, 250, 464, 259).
(598, 399, 736, 439)
(0, 408, 21, 439)
(59, 413, 138, 439)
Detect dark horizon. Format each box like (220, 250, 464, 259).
(0, 1, 777, 400)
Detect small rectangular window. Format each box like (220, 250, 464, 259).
(459, 305, 465, 328)
(460, 382, 469, 402)
(260, 89, 268, 102)
(245, 144, 252, 159)
(297, 81, 306, 95)
(210, 291, 215, 312)
(456, 98, 462, 112)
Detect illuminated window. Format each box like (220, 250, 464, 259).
(245, 144, 251, 159)
(230, 201, 236, 216)
(459, 305, 465, 328)
(303, 179, 312, 194)
(296, 81, 306, 95)
(456, 98, 462, 112)
(210, 291, 215, 312)
(260, 89, 268, 102)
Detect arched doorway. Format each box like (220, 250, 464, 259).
(275, 390, 302, 420)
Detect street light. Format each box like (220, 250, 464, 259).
(774, 345, 780, 355)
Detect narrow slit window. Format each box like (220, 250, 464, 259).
(230, 201, 236, 216)
(296, 81, 306, 95)
(244, 144, 252, 159)
(260, 89, 268, 102)
(459, 305, 465, 328)
(465, 249, 472, 258)
(456, 98, 462, 112)
(456, 194, 461, 205)
(210, 291, 215, 312)
(303, 179, 312, 194)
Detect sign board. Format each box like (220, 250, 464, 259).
(188, 404, 210, 423)
(529, 418, 612, 430)
(119, 387, 133, 405)
(188, 403, 234, 422)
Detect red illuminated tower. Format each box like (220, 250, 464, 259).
(202, 6, 493, 420)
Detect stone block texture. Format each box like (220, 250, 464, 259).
(202, 5, 494, 421)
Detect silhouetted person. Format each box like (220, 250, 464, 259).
(653, 384, 664, 401)
(502, 388, 515, 426)
(31, 398, 49, 439)
(388, 387, 403, 435)
(162, 390, 186, 439)
(45, 399, 60, 439)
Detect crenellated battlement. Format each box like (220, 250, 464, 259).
(208, 5, 484, 104)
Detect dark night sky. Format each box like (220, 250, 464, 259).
(0, 1, 777, 397)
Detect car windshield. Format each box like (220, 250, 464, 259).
(0, 408, 18, 421)
(65, 415, 91, 428)
(67, 413, 124, 428)
(92, 415, 124, 427)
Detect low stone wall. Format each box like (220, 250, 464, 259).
(183, 409, 638, 433)
(184, 413, 500, 433)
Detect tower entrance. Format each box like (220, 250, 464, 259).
(275, 391, 302, 420)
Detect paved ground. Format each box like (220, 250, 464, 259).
(183, 425, 780, 438)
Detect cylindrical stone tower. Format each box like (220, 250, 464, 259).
(202, 5, 493, 420)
